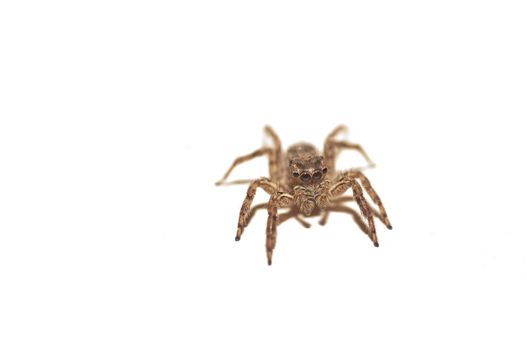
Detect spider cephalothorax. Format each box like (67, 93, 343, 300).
(216, 125, 392, 265)
(288, 144, 328, 185)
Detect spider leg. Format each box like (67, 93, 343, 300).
(330, 176, 378, 247)
(263, 125, 283, 182)
(216, 126, 283, 185)
(320, 205, 369, 235)
(326, 125, 348, 140)
(215, 147, 273, 186)
(323, 125, 347, 172)
(246, 204, 310, 229)
(244, 203, 268, 228)
(266, 192, 294, 265)
(330, 195, 387, 227)
(266, 196, 279, 265)
(277, 210, 311, 228)
(344, 171, 392, 229)
(294, 215, 311, 228)
(277, 211, 310, 228)
(331, 141, 375, 167)
(236, 178, 277, 241)
(318, 210, 330, 226)
(323, 125, 375, 174)
(245, 203, 267, 227)
(334, 195, 355, 203)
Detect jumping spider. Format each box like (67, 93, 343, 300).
(216, 125, 392, 265)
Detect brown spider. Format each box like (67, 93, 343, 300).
(216, 125, 392, 265)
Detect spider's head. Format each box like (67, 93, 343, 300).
(289, 155, 328, 185)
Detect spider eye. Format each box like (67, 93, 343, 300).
(300, 173, 311, 182)
(313, 171, 322, 180)
(322, 167, 328, 174)
(292, 172, 300, 177)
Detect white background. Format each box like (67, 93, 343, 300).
(1, 1, 526, 349)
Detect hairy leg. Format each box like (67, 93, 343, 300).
(327, 195, 387, 227)
(294, 215, 311, 228)
(263, 125, 283, 182)
(332, 141, 375, 167)
(244, 203, 268, 228)
(215, 147, 272, 185)
(246, 204, 311, 229)
(266, 192, 294, 265)
(280, 212, 310, 228)
(277, 210, 311, 228)
(334, 195, 355, 203)
(236, 178, 277, 241)
(344, 171, 392, 229)
(319, 205, 369, 235)
(216, 126, 283, 185)
(266, 197, 278, 265)
(323, 125, 375, 174)
(318, 210, 330, 226)
(326, 125, 348, 140)
(323, 125, 347, 172)
(330, 176, 378, 247)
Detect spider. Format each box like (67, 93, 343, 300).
(216, 125, 392, 265)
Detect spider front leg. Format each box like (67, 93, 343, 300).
(318, 205, 369, 234)
(330, 175, 379, 247)
(320, 196, 389, 229)
(343, 171, 392, 229)
(266, 192, 294, 265)
(236, 177, 277, 241)
(243, 203, 268, 228)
